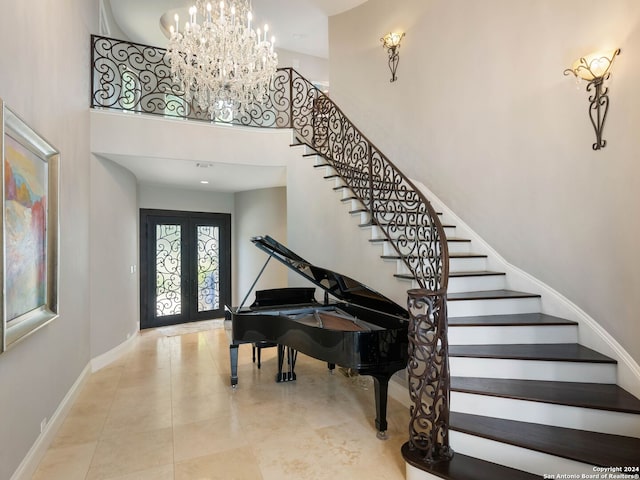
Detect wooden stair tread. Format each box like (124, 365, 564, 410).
(325, 176, 398, 186)
(447, 289, 540, 301)
(337, 185, 410, 193)
(451, 377, 640, 414)
(449, 343, 616, 363)
(360, 221, 454, 228)
(448, 313, 577, 326)
(401, 444, 540, 480)
(394, 273, 418, 280)
(449, 252, 487, 258)
(450, 412, 640, 467)
(349, 208, 443, 216)
(394, 271, 504, 281)
(370, 236, 468, 243)
(381, 254, 469, 261)
(449, 271, 506, 278)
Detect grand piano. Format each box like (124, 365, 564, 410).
(227, 235, 409, 438)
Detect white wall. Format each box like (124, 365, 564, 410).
(0, 0, 97, 478)
(287, 156, 409, 306)
(138, 183, 234, 213)
(90, 156, 139, 357)
(234, 187, 288, 305)
(329, 0, 640, 365)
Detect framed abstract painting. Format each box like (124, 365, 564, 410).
(1, 99, 59, 352)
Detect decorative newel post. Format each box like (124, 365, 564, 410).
(402, 287, 454, 466)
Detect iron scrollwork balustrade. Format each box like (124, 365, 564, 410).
(92, 35, 450, 463)
(403, 288, 453, 465)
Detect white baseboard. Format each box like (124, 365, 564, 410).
(11, 331, 139, 480)
(90, 332, 137, 372)
(10, 363, 92, 480)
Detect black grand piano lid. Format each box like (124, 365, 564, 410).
(251, 235, 409, 319)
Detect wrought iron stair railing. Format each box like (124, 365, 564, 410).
(91, 34, 453, 464)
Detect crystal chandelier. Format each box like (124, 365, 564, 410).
(167, 0, 278, 119)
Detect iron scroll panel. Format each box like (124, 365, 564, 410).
(90, 35, 448, 290)
(405, 288, 454, 464)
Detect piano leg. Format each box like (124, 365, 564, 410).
(371, 373, 392, 440)
(328, 363, 335, 374)
(276, 344, 297, 382)
(229, 344, 239, 387)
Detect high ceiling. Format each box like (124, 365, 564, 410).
(103, 0, 368, 191)
(107, 0, 368, 58)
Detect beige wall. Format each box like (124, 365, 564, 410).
(234, 187, 288, 305)
(0, 0, 97, 477)
(276, 48, 330, 86)
(90, 156, 139, 358)
(329, 0, 640, 365)
(138, 184, 235, 213)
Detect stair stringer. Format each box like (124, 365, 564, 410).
(410, 179, 640, 400)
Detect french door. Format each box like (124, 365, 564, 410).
(140, 209, 231, 329)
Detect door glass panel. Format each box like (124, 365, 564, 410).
(197, 225, 219, 312)
(156, 224, 182, 316)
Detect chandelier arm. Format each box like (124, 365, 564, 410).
(167, 0, 278, 120)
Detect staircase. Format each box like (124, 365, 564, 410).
(89, 36, 640, 478)
(292, 142, 640, 478)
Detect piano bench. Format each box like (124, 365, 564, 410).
(252, 341, 278, 368)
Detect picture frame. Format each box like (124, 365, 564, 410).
(1, 98, 59, 352)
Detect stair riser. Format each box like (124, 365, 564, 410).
(448, 297, 541, 317)
(448, 324, 578, 345)
(379, 240, 470, 256)
(447, 431, 596, 476)
(356, 211, 449, 228)
(449, 256, 486, 272)
(451, 391, 640, 437)
(444, 241, 471, 254)
(447, 274, 506, 293)
(394, 257, 446, 276)
(346, 199, 366, 210)
(370, 225, 457, 241)
(338, 186, 423, 200)
(449, 357, 617, 383)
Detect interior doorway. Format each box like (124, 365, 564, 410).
(140, 209, 231, 329)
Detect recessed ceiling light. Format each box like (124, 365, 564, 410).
(200, 180, 209, 184)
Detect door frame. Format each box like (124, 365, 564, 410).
(139, 209, 231, 329)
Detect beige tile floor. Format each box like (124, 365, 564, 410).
(33, 320, 408, 479)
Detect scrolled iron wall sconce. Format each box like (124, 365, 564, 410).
(380, 32, 405, 82)
(564, 49, 621, 150)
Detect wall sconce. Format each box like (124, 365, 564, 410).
(564, 49, 621, 150)
(380, 32, 405, 82)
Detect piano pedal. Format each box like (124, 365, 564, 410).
(275, 372, 297, 382)
(338, 367, 358, 378)
(339, 367, 371, 390)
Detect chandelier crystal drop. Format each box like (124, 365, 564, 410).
(167, 0, 278, 118)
